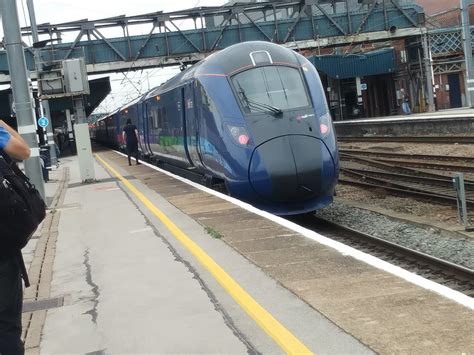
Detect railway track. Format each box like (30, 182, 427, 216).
(339, 152, 474, 207)
(339, 172, 474, 207)
(338, 136, 474, 144)
(291, 216, 474, 297)
(340, 152, 474, 174)
(339, 149, 474, 164)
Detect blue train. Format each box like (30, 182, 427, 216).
(94, 41, 339, 215)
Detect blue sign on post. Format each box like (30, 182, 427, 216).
(38, 117, 49, 128)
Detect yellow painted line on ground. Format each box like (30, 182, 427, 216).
(96, 154, 313, 355)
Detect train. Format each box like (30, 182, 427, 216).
(93, 41, 339, 215)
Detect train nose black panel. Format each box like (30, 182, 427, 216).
(249, 136, 324, 202)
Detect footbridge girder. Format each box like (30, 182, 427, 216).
(0, 0, 424, 84)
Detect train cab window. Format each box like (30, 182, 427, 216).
(232, 66, 310, 114)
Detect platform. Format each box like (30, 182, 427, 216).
(334, 107, 474, 137)
(20, 151, 473, 354)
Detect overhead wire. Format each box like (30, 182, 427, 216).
(102, 0, 204, 112)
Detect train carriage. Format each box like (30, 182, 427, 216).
(94, 41, 339, 215)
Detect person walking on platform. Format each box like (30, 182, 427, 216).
(402, 93, 412, 115)
(0, 120, 31, 355)
(122, 119, 140, 166)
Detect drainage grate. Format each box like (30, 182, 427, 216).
(22, 297, 64, 313)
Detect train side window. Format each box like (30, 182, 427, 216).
(200, 84, 210, 107)
(150, 108, 159, 129)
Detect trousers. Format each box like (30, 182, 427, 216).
(0, 255, 24, 355)
(126, 143, 139, 165)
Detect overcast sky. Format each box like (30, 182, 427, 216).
(8, 0, 227, 113)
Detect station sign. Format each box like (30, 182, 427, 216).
(38, 116, 49, 128)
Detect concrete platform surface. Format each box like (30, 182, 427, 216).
(21, 155, 371, 354)
(96, 150, 474, 355)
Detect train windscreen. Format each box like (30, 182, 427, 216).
(232, 66, 310, 114)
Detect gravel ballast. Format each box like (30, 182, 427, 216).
(315, 201, 474, 270)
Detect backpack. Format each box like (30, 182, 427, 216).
(0, 151, 46, 251)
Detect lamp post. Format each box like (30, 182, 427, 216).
(26, 0, 58, 165)
(0, 0, 45, 200)
(461, 0, 474, 107)
(421, 29, 435, 112)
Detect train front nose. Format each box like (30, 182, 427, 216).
(248, 135, 335, 202)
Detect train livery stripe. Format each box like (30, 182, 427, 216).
(95, 154, 313, 355)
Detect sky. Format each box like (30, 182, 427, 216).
(4, 0, 227, 113)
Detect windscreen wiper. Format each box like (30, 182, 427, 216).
(237, 81, 282, 116)
(246, 98, 282, 116)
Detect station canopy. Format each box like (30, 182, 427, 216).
(309, 48, 397, 79)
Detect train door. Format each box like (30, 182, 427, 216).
(448, 73, 462, 108)
(143, 102, 153, 156)
(136, 103, 148, 156)
(183, 82, 203, 168)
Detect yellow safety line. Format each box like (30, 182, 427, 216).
(96, 154, 313, 355)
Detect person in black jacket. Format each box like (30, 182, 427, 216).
(0, 119, 30, 355)
(122, 119, 140, 166)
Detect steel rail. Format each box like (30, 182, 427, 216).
(373, 158, 474, 173)
(340, 167, 474, 191)
(338, 175, 474, 207)
(338, 136, 474, 144)
(339, 148, 474, 164)
(339, 153, 460, 179)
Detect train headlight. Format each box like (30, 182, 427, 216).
(227, 124, 251, 146)
(319, 112, 332, 137)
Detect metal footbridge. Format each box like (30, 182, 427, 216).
(0, 0, 425, 83)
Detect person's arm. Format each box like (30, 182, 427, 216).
(0, 120, 30, 160)
(134, 128, 139, 141)
(122, 130, 126, 144)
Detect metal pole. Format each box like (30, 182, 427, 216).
(461, 0, 474, 107)
(73, 97, 95, 182)
(0, 0, 45, 200)
(453, 173, 469, 226)
(421, 30, 435, 112)
(26, 0, 58, 165)
(43, 100, 57, 164)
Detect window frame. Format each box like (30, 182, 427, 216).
(230, 64, 313, 116)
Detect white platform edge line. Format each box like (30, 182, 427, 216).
(335, 114, 474, 125)
(111, 150, 474, 310)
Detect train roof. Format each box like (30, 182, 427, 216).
(145, 41, 301, 99)
(118, 95, 145, 111)
(202, 41, 302, 74)
(145, 60, 206, 99)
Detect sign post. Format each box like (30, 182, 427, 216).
(26, 0, 58, 165)
(453, 173, 469, 227)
